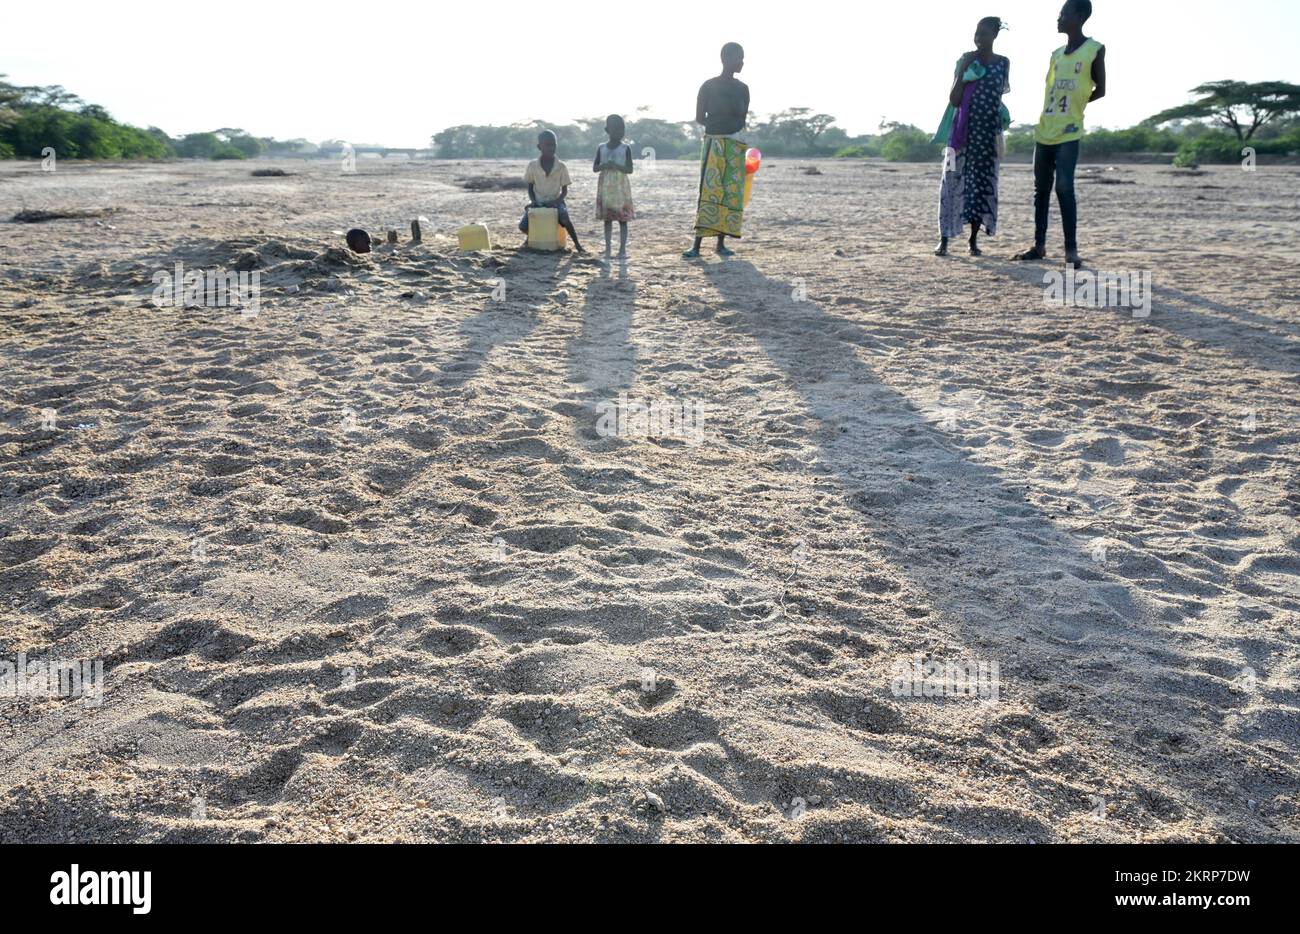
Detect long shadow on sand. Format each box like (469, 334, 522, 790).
(700, 259, 1156, 639)
(700, 258, 1287, 838)
(566, 261, 637, 401)
(424, 251, 585, 390)
(976, 257, 1300, 374)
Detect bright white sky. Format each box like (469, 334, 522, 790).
(3, 0, 1297, 148)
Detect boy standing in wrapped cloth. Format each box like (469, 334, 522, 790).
(684, 42, 749, 259)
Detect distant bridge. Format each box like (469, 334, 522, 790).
(316, 146, 434, 159)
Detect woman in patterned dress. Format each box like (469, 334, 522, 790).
(936, 17, 1010, 257)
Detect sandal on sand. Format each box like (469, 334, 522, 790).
(682, 249, 702, 259)
(1011, 247, 1046, 261)
(716, 246, 735, 257)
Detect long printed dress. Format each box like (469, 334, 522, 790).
(938, 55, 1009, 238)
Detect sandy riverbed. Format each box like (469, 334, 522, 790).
(0, 156, 1297, 842)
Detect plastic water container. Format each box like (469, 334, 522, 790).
(457, 224, 491, 251)
(743, 147, 760, 208)
(526, 207, 567, 251)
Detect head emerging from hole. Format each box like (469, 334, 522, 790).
(721, 42, 744, 74)
(345, 228, 371, 254)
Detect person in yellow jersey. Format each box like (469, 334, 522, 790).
(1012, 0, 1106, 269)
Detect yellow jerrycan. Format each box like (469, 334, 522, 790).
(457, 223, 492, 251)
(526, 207, 567, 251)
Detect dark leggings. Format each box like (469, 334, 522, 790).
(1033, 140, 1080, 252)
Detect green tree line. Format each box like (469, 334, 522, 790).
(431, 81, 1300, 166)
(0, 79, 169, 160)
(0, 76, 322, 161)
(430, 107, 855, 160)
(4, 75, 1297, 166)
(844, 80, 1300, 165)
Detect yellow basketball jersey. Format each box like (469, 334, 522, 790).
(1035, 38, 1102, 146)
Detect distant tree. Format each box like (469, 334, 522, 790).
(625, 115, 697, 158)
(432, 109, 708, 160)
(1146, 81, 1300, 140)
(145, 126, 175, 151)
(818, 126, 850, 149)
(228, 134, 264, 158)
(174, 131, 245, 159)
(8, 107, 77, 156)
(783, 108, 838, 149)
(751, 108, 839, 154)
(880, 123, 941, 162)
(0, 75, 23, 128)
(0, 76, 169, 160)
(69, 114, 116, 158)
(264, 137, 317, 155)
(24, 84, 84, 109)
(432, 120, 583, 158)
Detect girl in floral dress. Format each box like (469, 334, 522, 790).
(592, 114, 635, 258)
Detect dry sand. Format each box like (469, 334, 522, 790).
(0, 156, 1297, 843)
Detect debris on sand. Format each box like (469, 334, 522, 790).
(231, 250, 262, 272)
(251, 168, 293, 177)
(228, 239, 318, 270)
(635, 791, 666, 815)
(1082, 167, 1135, 185)
(458, 176, 527, 192)
(801, 166, 824, 175)
(257, 240, 318, 260)
(317, 246, 372, 268)
(12, 208, 115, 223)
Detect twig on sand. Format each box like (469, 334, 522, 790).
(12, 208, 116, 223)
(457, 176, 527, 192)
